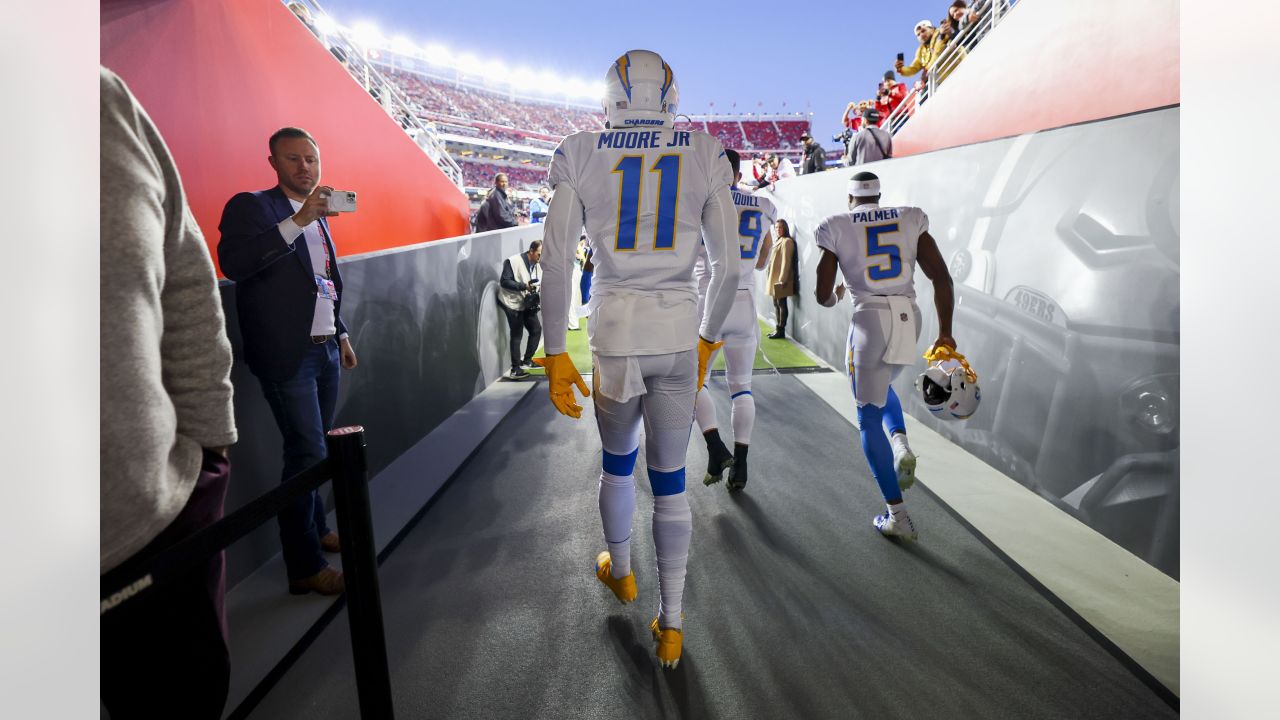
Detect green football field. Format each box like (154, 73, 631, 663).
(525, 317, 819, 375)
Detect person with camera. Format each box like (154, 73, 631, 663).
(851, 106, 894, 165)
(878, 71, 909, 129)
(896, 19, 946, 101)
(217, 126, 358, 597)
(498, 239, 544, 379)
(800, 131, 827, 174)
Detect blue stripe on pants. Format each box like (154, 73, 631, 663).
(602, 448, 639, 477)
(648, 467, 686, 496)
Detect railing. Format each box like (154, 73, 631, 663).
(880, 0, 1017, 138)
(292, 0, 465, 189)
(100, 427, 395, 720)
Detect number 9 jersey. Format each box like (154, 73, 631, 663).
(547, 127, 736, 355)
(814, 204, 930, 300)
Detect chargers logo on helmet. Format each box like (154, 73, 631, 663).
(603, 50, 680, 129)
(916, 355, 981, 421)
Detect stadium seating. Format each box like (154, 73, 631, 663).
(703, 120, 744, 149)
(457, 159, 547, 190)
(377, 67, 811, 188)
(774, 120, 809, 148)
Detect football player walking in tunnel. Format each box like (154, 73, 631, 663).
(692, 148, 776, 491)
(535, 49, 740, 668)
(813, 171, 956, 540)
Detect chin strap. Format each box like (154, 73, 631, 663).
(923, 345, 978, 384)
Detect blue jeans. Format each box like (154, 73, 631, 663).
(259, 339, 340, 580)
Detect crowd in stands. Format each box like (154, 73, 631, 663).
(841, 0, 1011, 138)
(385, 68, 602, 138)
(458, 159, 546, 190)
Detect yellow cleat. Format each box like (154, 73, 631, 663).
(594, 551, 637, 604)
(649, 616, 684, 669)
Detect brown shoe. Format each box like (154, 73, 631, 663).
(320, 531, 341, 553)
(288, 567, 345, 596)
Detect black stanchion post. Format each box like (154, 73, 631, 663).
(327, 426, 395, 719)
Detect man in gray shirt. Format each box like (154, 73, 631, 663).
(851, 108, 894, 165)
(100, 67, 238, 720)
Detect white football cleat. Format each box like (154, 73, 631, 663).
(894, 447, 917, 492)
(873, 510, 918, 541)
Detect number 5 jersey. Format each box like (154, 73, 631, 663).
(813, 203, 930, 300)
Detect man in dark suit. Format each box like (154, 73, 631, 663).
(217, 127, 358, 596)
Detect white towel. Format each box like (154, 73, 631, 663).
(882, 296, 919, 365)
(593, 353, 648, 403)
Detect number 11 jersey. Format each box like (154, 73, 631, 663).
(548, 127, 734, 355)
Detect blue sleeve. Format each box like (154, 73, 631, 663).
(216, 192, 295, 282)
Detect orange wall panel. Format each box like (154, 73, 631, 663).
(101, 0, 470, 273)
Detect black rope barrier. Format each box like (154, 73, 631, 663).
(100, 426, 394, 719)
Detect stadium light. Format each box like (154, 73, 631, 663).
(423, 44, 452, 67)
(456, 53, 485, 76)
(510, 66, 539, 89)
(391, 35, 418, 56)
(484, 59, 509, 81)
(351, 21, 384, 48)
(313, 13, 338, 36)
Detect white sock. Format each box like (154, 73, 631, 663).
(731, 392, 755, 445)
(892, 432, 912, 456)
(694, 389, 718, 434)
(652, 492, 692, 629)
(599, 471, 636, 578)
(888, 501, 907, 517)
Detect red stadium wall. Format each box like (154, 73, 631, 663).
(101, 0, 471, 272)
(893, 0, 1179, 157)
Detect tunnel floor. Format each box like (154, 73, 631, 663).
(245, 373, 1176, 720)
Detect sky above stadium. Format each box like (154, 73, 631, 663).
(317, 0, 956, 144)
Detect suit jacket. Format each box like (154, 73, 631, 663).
(217, 186, 348, 383)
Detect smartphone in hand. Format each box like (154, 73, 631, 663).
(897, 52, 905, 63)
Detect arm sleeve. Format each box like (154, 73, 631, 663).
(164, 202, 239, 447)
(698, 183, 741, 340)
(499, 259, 522, 291)
(900, 44, 927, 76)
(102, 69, 237, 448)
(540, 183, 585, 355)
(216, 192, 298, 282)
(474, 197, 492, 232)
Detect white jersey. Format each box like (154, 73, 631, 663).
(813, 203, 929, 299)
(695, 187, 778, 294)
(546, 127, 738, 355)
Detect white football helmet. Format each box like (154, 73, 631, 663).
(603, 50, 679, 129)
(917, 359, 981, 421)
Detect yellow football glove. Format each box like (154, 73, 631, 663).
(533, 353, 591, 418)
(923, 344, 978, 383)
(696, 335, 724, 391)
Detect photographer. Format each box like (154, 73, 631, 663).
(851, 106, 893, 165)
(800, 132, 827, 174)
(498, 240, 543, 379)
